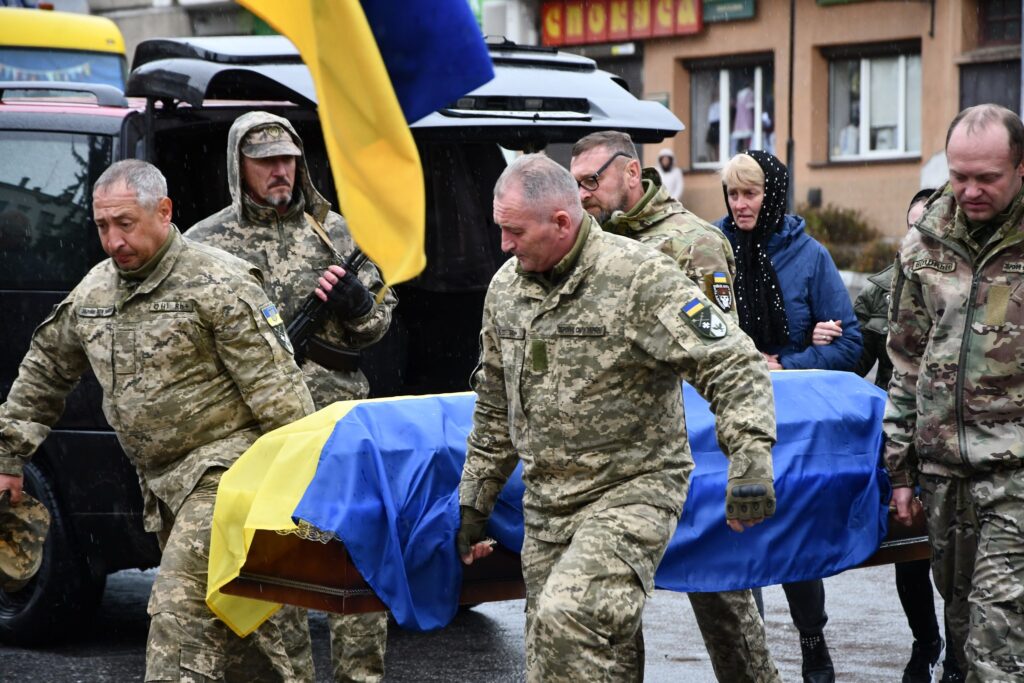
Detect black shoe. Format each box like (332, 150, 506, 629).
(800, 632, 835, 683)
(902, 637, 943, 683)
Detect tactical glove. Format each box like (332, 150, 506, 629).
(323, 270, 373, 319)
(725, 477, 776, 523)
(456, 505, 489, 558)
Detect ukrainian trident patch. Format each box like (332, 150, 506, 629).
(681, 297, 727, 339)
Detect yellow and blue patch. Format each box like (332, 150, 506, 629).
(681, 296, 727, 339)
(260, 303, 294, 355)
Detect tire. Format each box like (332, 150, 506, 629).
(0, 462, 107, 645)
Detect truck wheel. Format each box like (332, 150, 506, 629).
(0, 462, 107, 645)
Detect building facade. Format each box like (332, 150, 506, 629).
(539, 0, 1022, 237)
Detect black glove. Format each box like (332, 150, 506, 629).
(323, 270, 373, 319)
(456, 505, 489, 558)
(725, 477, 776, 523)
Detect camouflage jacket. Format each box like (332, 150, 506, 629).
(604, 169, 736, 315)
(187, 111, 396, 407)
(459, 217, 776, 543)
(0, 227, 314, 531)
(853, 263, 894, 389)
(884, 187, 1024, 485)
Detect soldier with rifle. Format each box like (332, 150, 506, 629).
(189, 111, 396, 683)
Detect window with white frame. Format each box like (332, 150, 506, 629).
(829, 49, 921, 160)
(688, 58, 775, 169)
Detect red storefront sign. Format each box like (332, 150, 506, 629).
(541, 0, 703, 46)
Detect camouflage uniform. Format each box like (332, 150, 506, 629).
(605, 169, 738, 319)
(460, 217, 777, 682)
(853, 263, 895, 388)
(884, 186, 1024, 679)
(0, 492, 49, 592)
(0, 226, 316, 681)
(605, 170, 777, 682)
(188, 111, 392, 683)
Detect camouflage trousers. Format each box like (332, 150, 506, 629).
(146, 469, 315, 682)
(920, 470, 1024, 681)
(688, 590, 780, 682)
(327, 611, 387, 683)
(521, 503, 677, 683)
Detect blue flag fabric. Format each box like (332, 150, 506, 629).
(294, 370, 889, 631)
(359, 0, 494, 124)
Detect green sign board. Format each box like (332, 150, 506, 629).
(703, 0, 755, 23)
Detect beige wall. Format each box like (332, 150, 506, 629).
(641, 0, 966, 238)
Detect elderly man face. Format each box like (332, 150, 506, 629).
(93, 180, 172, 270)
(241, 154, 297, 209)
(494, 181, 575, 273)
(947, 120, 1024, 223)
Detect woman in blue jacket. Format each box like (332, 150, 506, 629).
(716, 150, 862, 683)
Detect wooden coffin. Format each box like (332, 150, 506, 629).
(219, 506, 928, 614)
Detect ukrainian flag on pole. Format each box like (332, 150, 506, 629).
(236, 0, 494, 288)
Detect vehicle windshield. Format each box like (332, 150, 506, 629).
(0, 47, 126, 90)
(0, 130, 112, 291)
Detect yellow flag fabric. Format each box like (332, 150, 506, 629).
(237, 0, 425, 288)
(206, 401, 356, 636)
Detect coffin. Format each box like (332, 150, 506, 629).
(209, 370, 911, 634)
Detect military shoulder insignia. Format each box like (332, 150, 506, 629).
(260, 303, 295, 355)
(703, 271, 733, 311)
(680, 297, 727, 339)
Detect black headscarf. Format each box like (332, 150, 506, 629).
(721, 150, 790, 350)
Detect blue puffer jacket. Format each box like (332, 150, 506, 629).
(715, 214, 862, 370)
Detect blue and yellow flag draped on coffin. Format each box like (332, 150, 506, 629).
(236, 0, 494, 288)
(207, 371, 889, 636)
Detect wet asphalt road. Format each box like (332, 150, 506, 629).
(0, 563, 949, 681)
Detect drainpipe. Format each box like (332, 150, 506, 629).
(786, 0, 796, 212)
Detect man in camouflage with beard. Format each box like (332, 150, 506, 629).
(570, 131, 737, 318)
(886, 104, 1024, 681)
(457, 153, 778, 682)
(570, 131, 777, 683)
(0, 159, 316, 681)
(189, 111, 395, 683)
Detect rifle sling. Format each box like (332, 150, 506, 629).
(305, 213, 344, 262)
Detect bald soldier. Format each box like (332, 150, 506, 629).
(885, 104, 1024, 680)
(0, 160, 316, 680)
(570, 131, 776, 683)
(457, 153, 778, 682)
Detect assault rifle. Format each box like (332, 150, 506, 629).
(287, 248, 370, 371)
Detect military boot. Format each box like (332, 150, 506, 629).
(902, 637, 943, 683)
(799, 631, 835, 683)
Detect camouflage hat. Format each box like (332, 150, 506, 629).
(241, 124, 301, 158)
(0, 491, 49, 593)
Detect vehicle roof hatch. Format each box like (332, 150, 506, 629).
(126, 36, 314, 107)
(125, 36, 682, 143)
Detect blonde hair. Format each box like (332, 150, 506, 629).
(720, 153, 765, 191)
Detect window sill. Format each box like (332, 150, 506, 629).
(809, 155, 921, 169)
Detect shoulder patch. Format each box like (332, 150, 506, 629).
(1003, 262, 1024, 273)
(912, 258, 955, 273)
(680, 298, 727, 339)
(702, 271, 733, 311)
(260, 303, 294, 354)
